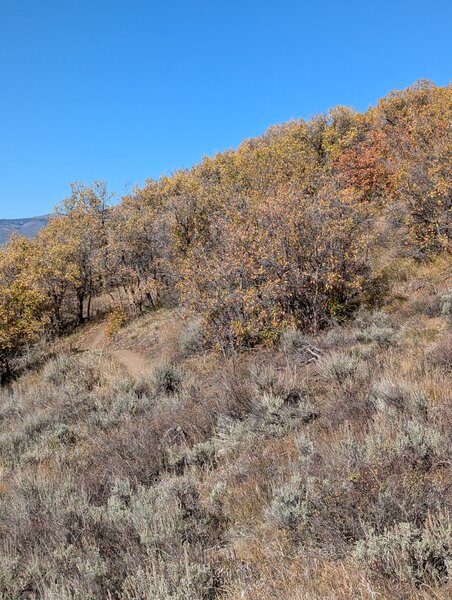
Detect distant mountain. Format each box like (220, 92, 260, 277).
(0, 215, 49, 245)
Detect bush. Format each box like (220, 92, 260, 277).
(168, 439, 217, 473)
(394, 419, 442, 462)
(355, 324, 398, 347)
(280, 330, 322, 363)
(370, 378, 412, 413)
(364, 415, 444, 469)
(353, 514, 451, 586)
(43, 353, 77, 385)
(0, 413, 54, 466)
(269, 475, 308, 531)
(440, 290, 452, 322)
(320, 326, 351, 349)
(43, 353, 100, 390)
(121, 562, 216, 600)
(179, 318, 205, 357)
(280, 330, 309, 354)
(355, 309, 392, 329)
(152, 363, 183, 396)
(180, 187, 376, 350)
(316, 352, 364, 385)
(118, 476, 221, 599)
(426, 334, 452, 371)
(106, 307, 128, 339)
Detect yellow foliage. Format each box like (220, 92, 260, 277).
(1, 81, 450, 359)
(105, 307, 128, 340)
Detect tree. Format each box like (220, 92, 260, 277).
(54, 181, 111, 323)
(377, 81, 452, 256)
(180, 183, 376, 349)
(32, 218, 79, 330)
(0, 235, 48, 380)
(106, 184, 172, 311)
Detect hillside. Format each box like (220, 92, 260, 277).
(0, 257, 450, 600)
(0, 215, 49, 244)
(0, 81, 450, 599)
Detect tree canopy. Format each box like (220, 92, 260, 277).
(0, 81, 450, 374)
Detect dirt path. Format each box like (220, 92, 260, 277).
(81, 323, 108, 352)
(111, 349, 149, 378)
(78, 323, 150, 377)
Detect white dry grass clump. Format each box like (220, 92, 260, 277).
(112, 475, 219, 600)
(280, 329, 310, 354)
(355, 324, 399, 347)
(353, 514, 451, 586)
(316, 351, 366, 385)
(280, 329, 322, 364)
(426, 334, 452, 371)
(352, 309, 399, 348)
(363, 413, 444, 467)
(440, 289, 452, 322)
(43, 352, 101, 391)
(268, 474, 308, 531)
(320, 326, 351, 349)
(370, 377, 427, 416)
(179, 318, 205, 357)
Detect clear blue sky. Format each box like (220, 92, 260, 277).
(0, 0, 450, 218)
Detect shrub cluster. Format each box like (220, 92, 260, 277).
(1, 82, 451, 372)
(0, 289, 449, 598)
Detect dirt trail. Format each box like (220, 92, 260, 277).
(81, 324, 107, 352)
(111, 349, 149, 378)
(78, 323, 150, 377)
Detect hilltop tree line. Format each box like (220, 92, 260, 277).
(0, 81, 450, 377)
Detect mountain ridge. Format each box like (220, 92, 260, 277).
(0, 215, 49, 244)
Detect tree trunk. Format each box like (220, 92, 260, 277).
(77, 294, 84, 325)
(0, 356, 11, 385)
(87, 294, 92, 320)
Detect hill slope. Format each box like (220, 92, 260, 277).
(0, 215, 49, 244)
(0, 81, 450, 599)
(0, 257, 450, 600)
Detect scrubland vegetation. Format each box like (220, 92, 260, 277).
(0, 81, 450, 598)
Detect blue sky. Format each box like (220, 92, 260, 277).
(0, 1, 450, 218)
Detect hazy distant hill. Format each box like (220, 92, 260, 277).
(0, 215, 49, 245)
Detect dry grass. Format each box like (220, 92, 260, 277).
(0, 261, 450, 599)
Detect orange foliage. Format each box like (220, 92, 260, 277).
(1, 81, 450, 357)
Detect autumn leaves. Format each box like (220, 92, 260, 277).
(0, 81, 450, 375)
